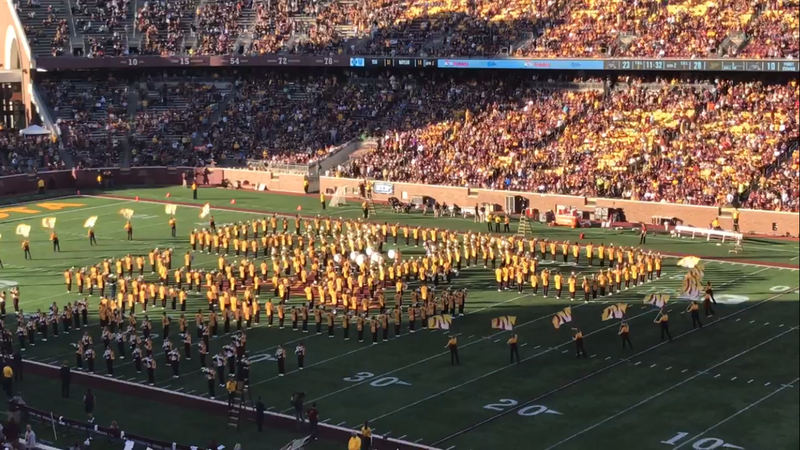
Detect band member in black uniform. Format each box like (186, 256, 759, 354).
(687, 301, 703, 329)
(115, 332, 126, 359)
(573, 328, 587, 358)
(276, 345, 286, 377)
(619, 321, 632, 349)
(132, 347, 143, 373)
(145, 356, 156, 385)
(213, 352, 225, 386)
(657, 311, 672, 342)
(88, 228, 97, 246)
(204, 366, 216, 399)
(104, 348, 115, 376)
(51, 231, 60, 252)
(507, 333, 520, 364)
(446, 335, 459, 365)
(85, 347, 96, 372)
(704, 283, 717, 317)
(295, 343, 306, 371)
(169, 348, 180, 378)
(75, 343, 83, 370)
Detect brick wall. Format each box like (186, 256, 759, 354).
(319, 177, 799, 236)
(214, 169, 306, 192)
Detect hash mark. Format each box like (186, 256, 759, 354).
(764, 322, 770, 326)
(414, 439, 424, 443)
(605, 356, 611, 361)
(561, 350, 569, 354)
(397, 435, 406, 440)
(494, 339, 501, 343)
(336, 422, 347, 427)
(713, 374, 721, 379)
(321, 418, 331, 424)
(634, 361, 642, 366)
(665, 366, 672, 371)
(590, 354, 597, 358)
(730, 377, 737, 381)
(764, 382, 771, 387)
(534, 345, 541, 349)
(748, 379, 754, 384)
(521, 343, 528, 347)
(650, 364, 657, 368)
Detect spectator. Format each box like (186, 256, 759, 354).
(1, 364, 12, 397)
(255, 397, 265, 432)
(3, 418, 19, 449)
(306, 402, 319, 440)
(23, 425, 36, 450)
(60, 361, 71, 398)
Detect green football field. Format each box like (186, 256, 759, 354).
(0, 186, 798, 450)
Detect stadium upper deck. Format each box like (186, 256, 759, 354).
(13, 0, 800, 64)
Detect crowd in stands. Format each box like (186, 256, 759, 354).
(28, 69, 799, 212)
(130, 77, 230, 166)
(0, 130, 64, 175)
(136, 0, 194, 56)
(340, 75, 799, 211)
(41, 76, 130, 168)
(15, 0, 800, 58)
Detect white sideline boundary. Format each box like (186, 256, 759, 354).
(22, 359, 440, 450)
(86, 194, 800, 271)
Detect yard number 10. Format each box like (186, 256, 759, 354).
(662, 432, 743, 449)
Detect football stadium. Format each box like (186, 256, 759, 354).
(0, 1, 798, 450)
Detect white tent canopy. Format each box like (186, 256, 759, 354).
(19, 124, 50, 136)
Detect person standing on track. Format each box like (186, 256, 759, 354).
(446, 335, 460, 365)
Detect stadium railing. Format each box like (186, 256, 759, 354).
(22, 405, 192, 450)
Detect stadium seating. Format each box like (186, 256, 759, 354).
(40, 75, 131, 168)
(13, 0, 800, 57)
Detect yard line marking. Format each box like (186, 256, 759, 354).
(430, 288, 797, 447)
(781, 384, 795, 388)
(673, 377, 800, 450)
(445, 446, 456, 450)
(301, 303, 592, 407)
(541, 328, 799, 450)
(368, 308, 658, 424)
